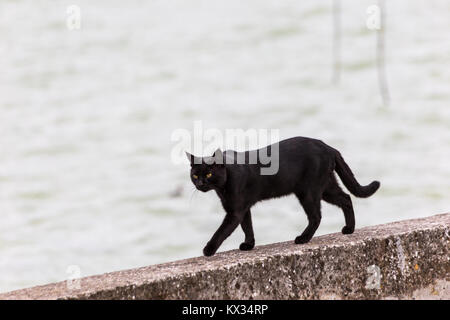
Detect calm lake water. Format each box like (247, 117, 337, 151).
(0, 0, 449, 292)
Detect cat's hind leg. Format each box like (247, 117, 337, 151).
(239, 210, 255, 251)
(294, 192, 322, 244)
(322, 176, 355, 234)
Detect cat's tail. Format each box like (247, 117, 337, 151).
(334, 152, 380, 198)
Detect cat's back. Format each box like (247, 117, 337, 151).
(223, 136, 331, 164)
(275, 136, 333, 157)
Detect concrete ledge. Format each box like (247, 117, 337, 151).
(1, 213, 449, 300)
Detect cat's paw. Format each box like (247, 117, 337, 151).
(295, 235, 312, 244)
(341, 226, 355, 234)
(203, 243, 217, 257)
(239, 242, 255, 251)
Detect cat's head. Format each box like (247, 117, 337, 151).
(186, 149, 226, 192)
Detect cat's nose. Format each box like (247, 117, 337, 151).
(197, 180, 204, 186)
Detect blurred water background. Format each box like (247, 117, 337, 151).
(0, 0, 449, 292)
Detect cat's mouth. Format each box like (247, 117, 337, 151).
(196, 185, 212, 192)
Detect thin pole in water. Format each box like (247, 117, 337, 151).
(332, 0, 341, 84)
(376, 0, 390, 106)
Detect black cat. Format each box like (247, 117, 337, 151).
(186, 136, 380, 256)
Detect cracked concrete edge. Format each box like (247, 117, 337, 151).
(0, 213, 448, 300)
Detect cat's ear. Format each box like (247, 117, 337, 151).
(212, 148, 224, 165)
(185, 152, 201, 165)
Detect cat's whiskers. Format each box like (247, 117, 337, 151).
(189, 187, 198, 204)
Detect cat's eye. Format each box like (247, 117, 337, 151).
(192, 174, 198, 179)
(206, 173, 212, 178)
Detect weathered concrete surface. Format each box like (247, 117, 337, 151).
(1, 213, 448, 300)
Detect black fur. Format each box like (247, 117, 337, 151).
(186, 136, 380, 256)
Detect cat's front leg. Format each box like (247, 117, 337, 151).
(239, 210, 255, 251)
(203, 212, 243, 256)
